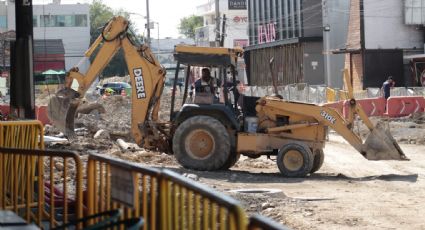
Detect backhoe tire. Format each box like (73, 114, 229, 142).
(220, 153, 240, 170)
(173, 116, 231, 171)
(277, 143, 314, 178)
(310, 149, 325, 174)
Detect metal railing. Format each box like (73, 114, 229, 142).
(243, 84, 425, 104)
(160, 170, 247, 230)
(0, 120, 44, 149)
(0, 149, 290, 230)
(0, 148, 83, 229)
(248, 214, 290, 230)
(87, 153, 248, 230)
(87, 153, 162, 230)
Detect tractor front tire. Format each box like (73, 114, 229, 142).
(310, 149, 325, 174)
(173, 116, 231, 171)
(277, 143, 314, 178)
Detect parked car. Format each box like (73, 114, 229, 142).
(99, 82, 131, 95)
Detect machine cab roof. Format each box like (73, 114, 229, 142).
(173, 45, 243, 67)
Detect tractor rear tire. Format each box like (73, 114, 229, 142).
(173, 116, 231, 171)
(220, 153, 240, 170)
(310, 149, 325, 174)
(277, 143, 314, 178)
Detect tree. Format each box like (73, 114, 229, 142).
(89, 0, 136, 77)
(178, 15, 203, 40)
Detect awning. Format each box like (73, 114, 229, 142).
(173, 45, 243, 67)
(42, 69, 65, 75)
(403, 54, 425, 60)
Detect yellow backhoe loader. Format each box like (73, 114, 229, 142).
(48, 16, 407, 178)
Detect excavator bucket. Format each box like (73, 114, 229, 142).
(363, 121, 408, 161)
(47, 88, 80, 138)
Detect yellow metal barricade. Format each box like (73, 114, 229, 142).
(86, 153, 249, 230)
(326, 88, 336, 102)
(247, 214, 290, 230)
(0, 120, 44, 148)
(339, 90, 349, 101)
(87, 153, 162, 230)
(160, 170, 248, 230)
(0, 121, 45, 225)
(0, 148, 83, 229)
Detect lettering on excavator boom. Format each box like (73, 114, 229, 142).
(320, 110, 336, 124)
(134, 68, 146, 99)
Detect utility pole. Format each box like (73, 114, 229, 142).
(146, 0, 151, 45)
(215, 0, 220, 47)
(219, 14, 226, 47)
(157, 22, 160, 55)
(10, 0, 35, 119)
(323, 0, 332, 87)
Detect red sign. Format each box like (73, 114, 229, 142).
(258, 23, 276, 44)
(234, 39, 248, 48)
(233, 16, 248, 23)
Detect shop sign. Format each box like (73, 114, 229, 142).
(229, 0, 247, 10)
(234, 39, 248, 47)
(258, 23, 276, 44)
(233, 16, 248, 23)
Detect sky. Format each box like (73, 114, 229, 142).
(34, 0, 201, 38)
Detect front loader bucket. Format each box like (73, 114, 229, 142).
(47, 88, 80, 138)
(363, 121, 408, 161)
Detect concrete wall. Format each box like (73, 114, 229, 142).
(323, 0, 350, 88)
(303, 41, 325, 85)
(364, 0, 423, 49)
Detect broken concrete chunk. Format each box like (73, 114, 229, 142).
(94, 129, 110, 139)
(183, 173, 200, 181)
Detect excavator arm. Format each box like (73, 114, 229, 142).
(47, 16, 166, 148)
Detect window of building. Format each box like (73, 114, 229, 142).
(75, 15, 87, 27)
(0, 16, 7, 28)
(40, 14, 88, 27)
(33, 15, 38, 27)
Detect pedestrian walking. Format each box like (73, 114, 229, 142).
(381, 76, 395, 99)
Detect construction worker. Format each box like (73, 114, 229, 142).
(193, 68, 217, 95)
(102, 88, 114, 99)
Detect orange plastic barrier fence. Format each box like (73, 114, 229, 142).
(386, 96, 425, 117)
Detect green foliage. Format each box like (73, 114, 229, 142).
(89, 0, 137, 78)
(178, 15, 203, 39)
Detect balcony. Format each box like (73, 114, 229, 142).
(196, 1, 215, 15)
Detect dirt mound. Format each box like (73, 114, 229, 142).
(75, 95, 132, 138)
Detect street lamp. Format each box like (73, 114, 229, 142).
(152, 21, 159, 55)
(128, 12, 149, 43)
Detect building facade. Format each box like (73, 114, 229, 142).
(245, 0, 325, 86)
(342, 0, 425, 90)
(1, 0, 90, 74)
(195, 0, 249, 48)
(195, 0, 249, 82)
